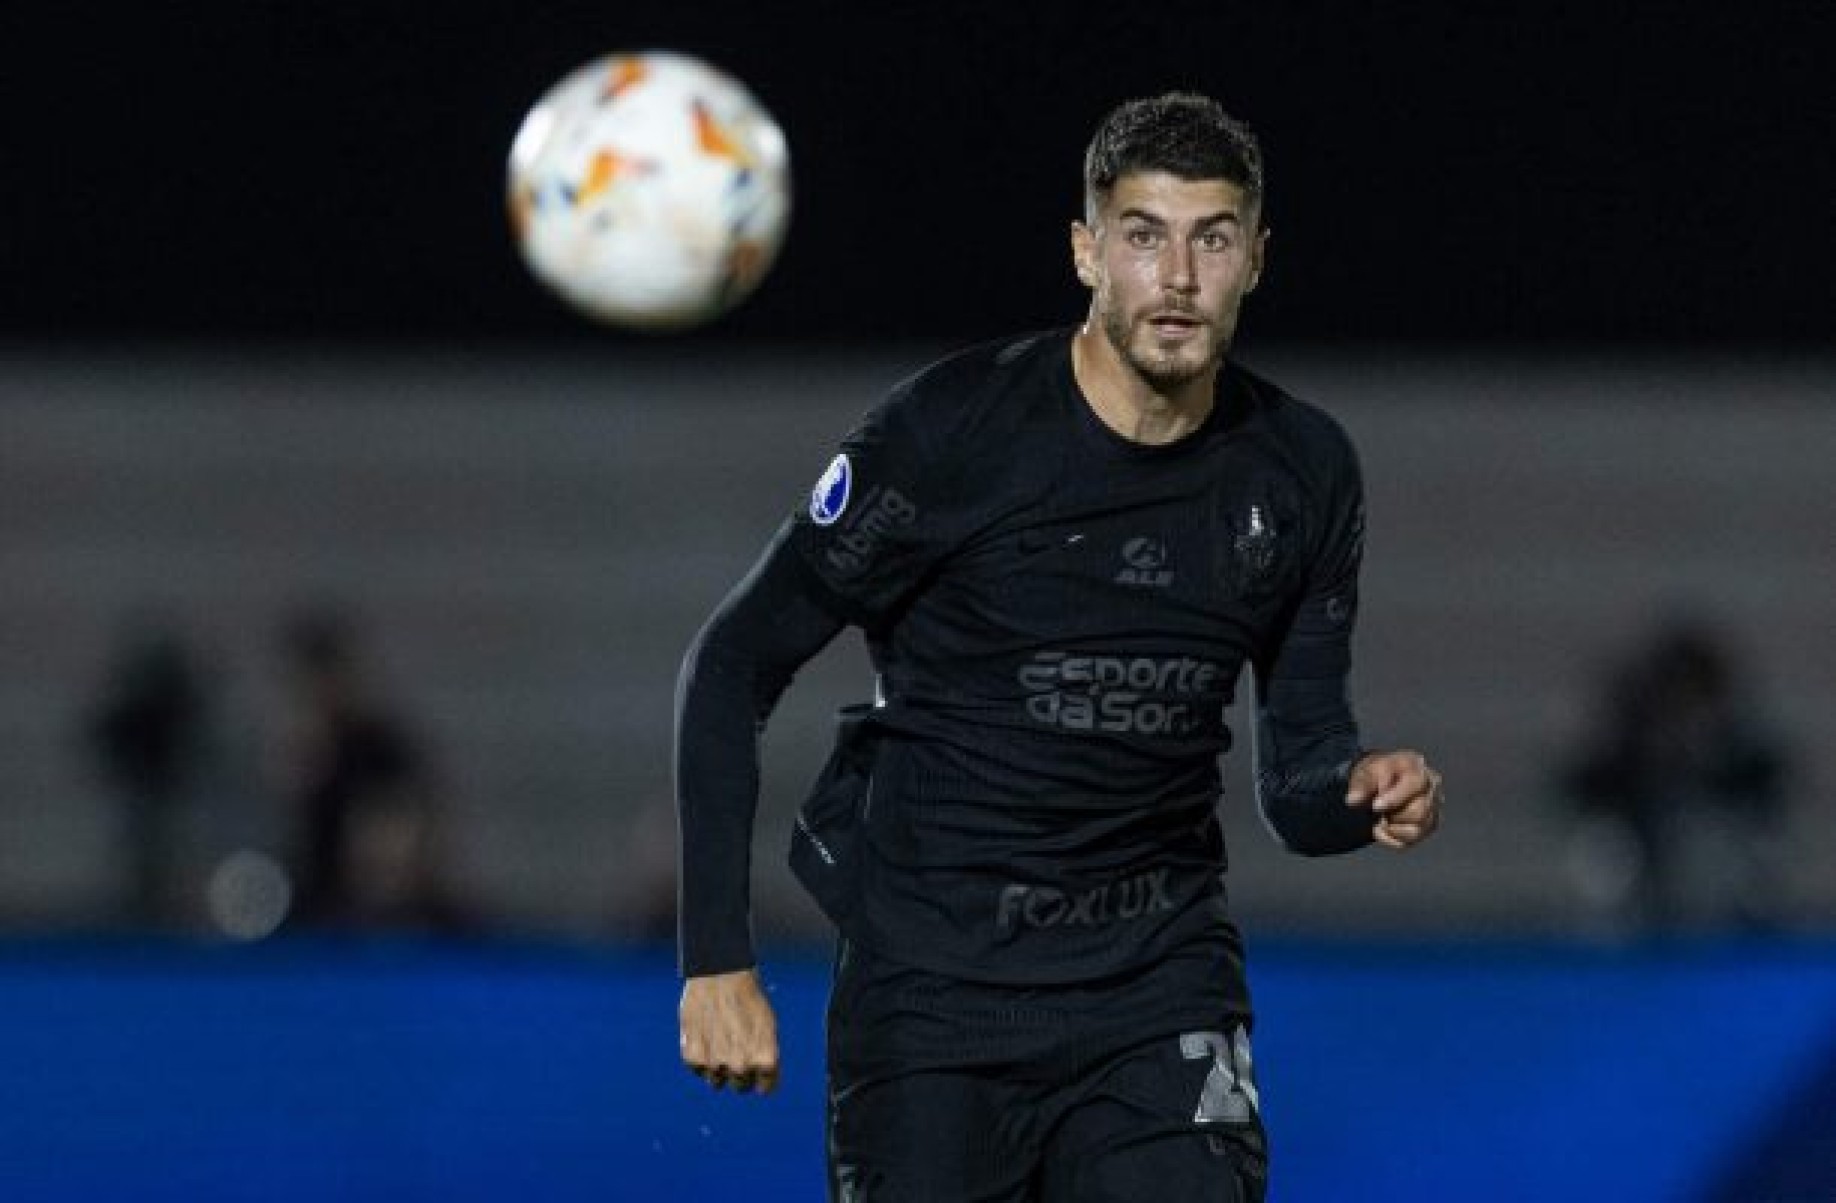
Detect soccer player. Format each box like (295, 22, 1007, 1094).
(674, 91, 1444, 1202)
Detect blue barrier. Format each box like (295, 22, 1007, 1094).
(0, 936, 1831, 1201)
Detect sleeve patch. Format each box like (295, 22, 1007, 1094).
(809, 453, 852, 526)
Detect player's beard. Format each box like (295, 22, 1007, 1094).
(1100, 301, 1225, 394)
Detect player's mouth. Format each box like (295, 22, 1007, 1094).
(1146, 312, 1206, 340)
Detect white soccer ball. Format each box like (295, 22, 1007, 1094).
(507, 51, 792, 330)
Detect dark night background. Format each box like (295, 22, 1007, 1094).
(6, 1, 1833, 347)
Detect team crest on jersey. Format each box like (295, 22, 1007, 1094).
(1233, 504, 1278, 581)
(809, 453, 852, 526)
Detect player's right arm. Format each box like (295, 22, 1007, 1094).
(678, 966, 782, 1094)
(675, 527, 847, 1091)
(675, 359, 978, 1090)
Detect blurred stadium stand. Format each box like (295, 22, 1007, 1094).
(2, 348, 1831, 940)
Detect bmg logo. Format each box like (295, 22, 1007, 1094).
(823, 486, 918, 575)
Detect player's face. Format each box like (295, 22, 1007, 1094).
(1072, 172, 1266, 394)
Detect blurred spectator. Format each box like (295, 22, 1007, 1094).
(1557, 619, 1792, 935)
(277, 609, 469, 933)
(83, 619, 213, 925)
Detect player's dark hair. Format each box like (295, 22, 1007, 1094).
(1083, 92, 1264, 225)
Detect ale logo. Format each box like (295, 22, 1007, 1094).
(1116, 536, 1173, 587)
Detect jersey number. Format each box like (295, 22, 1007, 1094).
(1179, 1028, 1260, 1125)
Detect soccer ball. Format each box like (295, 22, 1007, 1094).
(507, 51, 791, 330)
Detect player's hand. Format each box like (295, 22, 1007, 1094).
(679, 967, 781, 1094)
(1346, 749, 1443, 850)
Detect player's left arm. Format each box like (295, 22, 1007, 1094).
(1345, 748, 1443, 850)
(1252, 415, 1443, 854)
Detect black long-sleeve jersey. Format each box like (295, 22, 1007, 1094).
(676, 329, 1373, 986)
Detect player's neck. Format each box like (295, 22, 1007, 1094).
(1071, 324, 1218, 446)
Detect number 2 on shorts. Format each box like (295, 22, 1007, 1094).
(1179, 1028, 1260, 1125)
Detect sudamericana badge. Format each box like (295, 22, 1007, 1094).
(810, 453, 852, 526)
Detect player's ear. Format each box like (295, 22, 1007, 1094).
(1071, 221, 1097, 288)
(1246, 224, 1270, 293)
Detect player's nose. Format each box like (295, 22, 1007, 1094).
(1161, 241, 1198, 292)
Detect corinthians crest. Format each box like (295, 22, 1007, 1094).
(1232, 503, 1278, 581)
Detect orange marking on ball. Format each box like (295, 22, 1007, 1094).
(692, 99, 750, 166)
(576, 150, 638, 203)
(601, 57, 649, 102)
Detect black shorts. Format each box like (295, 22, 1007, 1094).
(825, 938, 1267, 1203)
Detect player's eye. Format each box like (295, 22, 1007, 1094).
(1197, 230, 1234, 252)
(1125, 227, 1161, 249)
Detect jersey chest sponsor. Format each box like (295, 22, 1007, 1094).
(1017, 651, 1222, 737)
